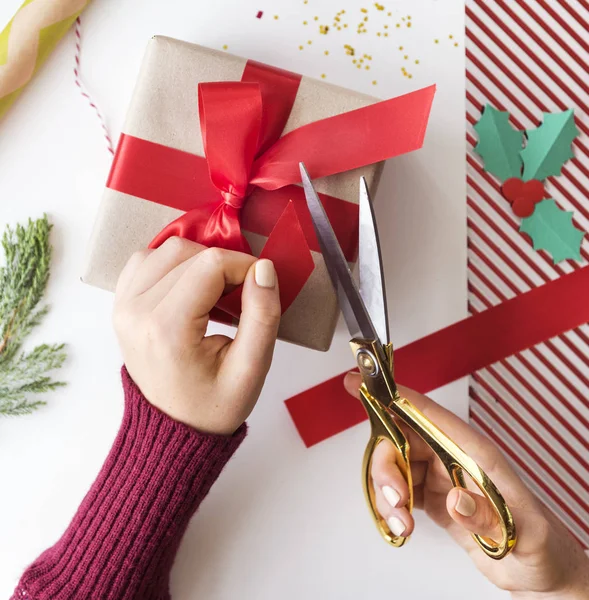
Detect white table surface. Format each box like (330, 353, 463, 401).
(0, 0, 508, 598)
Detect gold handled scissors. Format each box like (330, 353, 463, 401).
(300, 163, 517, 559)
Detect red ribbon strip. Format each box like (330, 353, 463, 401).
(285, 265, 589, 447)
(107, 59, 435, 317)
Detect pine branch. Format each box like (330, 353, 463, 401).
(0, 216, 66, 416)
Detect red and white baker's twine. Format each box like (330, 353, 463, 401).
(73, 16, 114, 156)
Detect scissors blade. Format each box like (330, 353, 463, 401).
(359, 177, 390, 346)
(300, 163, 380, 342)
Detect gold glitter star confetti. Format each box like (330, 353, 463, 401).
(282, 3, 422, 82)
(222, 44, 228, 50)
(274, 15, 279, 19)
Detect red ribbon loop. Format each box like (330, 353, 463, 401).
(151, 82, 266, 253)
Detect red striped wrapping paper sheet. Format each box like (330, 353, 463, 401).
(466, 0, 589, 548)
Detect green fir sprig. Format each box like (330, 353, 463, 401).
(0, 216, 66, 416)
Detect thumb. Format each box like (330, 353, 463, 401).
(222, 259, 281, 397)
(447, 488, 502, 541)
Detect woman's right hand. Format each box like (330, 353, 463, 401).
(344, 373, 589, 600)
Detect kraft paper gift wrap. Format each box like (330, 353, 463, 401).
(82, 36, 432, 351)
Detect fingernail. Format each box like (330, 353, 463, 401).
(455, 490, 477, 517)
(382, 486, 401, 508)
(255, 259, 275, 288)
(387, 516, 406, 537)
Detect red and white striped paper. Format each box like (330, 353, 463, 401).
(466, 0, 589, 548)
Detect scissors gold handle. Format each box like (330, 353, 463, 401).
(352, 339, 517, 560)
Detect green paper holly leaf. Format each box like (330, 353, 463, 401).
(520, 199, 584, 263)
(521, 109, 579, 181)
(474, 104, 523, 182)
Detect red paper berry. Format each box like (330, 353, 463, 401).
(512, 196, 536, 218)
(501, 178, 546, 218)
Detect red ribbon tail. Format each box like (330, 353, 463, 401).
(217, 201, 315, 318)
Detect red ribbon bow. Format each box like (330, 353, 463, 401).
(107, 60, 436, 320)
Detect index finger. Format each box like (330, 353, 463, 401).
(154, 247, 255, 334)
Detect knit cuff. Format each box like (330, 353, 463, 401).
(15, 367, 246, 600)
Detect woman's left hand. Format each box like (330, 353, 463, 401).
(113, 237, 281, 435)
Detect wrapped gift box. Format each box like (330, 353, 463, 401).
(82, 36, 434, 350)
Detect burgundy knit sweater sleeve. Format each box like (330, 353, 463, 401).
(12, 368, 247, 600)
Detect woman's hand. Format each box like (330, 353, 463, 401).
(113, 237, 281, 435)
(344, 373, 589, 600)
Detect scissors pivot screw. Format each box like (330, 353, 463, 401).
(356, 349, 379, 377)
